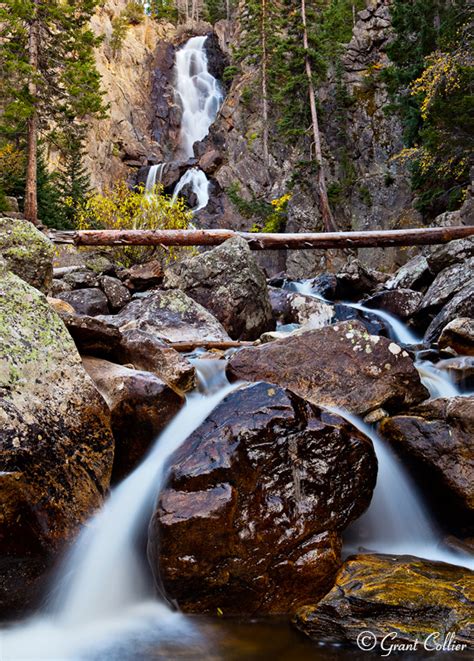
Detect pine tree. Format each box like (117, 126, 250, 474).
(55, 129, 92, 229)
(0, 0, 106, 225)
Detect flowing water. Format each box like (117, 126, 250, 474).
(146, 36, 222, 214)
(174, 36, 223, 159)
(2, 363, 240, 659)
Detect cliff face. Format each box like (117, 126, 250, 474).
(80, 1, 421, 274)
(83, 1, 176, 191)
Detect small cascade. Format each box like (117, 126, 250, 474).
(174, 36, 223, 159)
(172, 167, 210, 212)
(346, 302, 419, 345)
(145, 163, 166, 193)
(416, 360, 460, 398)
(330, 407, 474, 569)
(3, 362, 240, 659)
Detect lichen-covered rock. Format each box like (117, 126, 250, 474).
(385, 255, 433, 292)
(419, 258, 474, 314)
(228, 321, 428, 416)
(380, 397, 474, 528)
(0, 217, 54, 293)
(149, 383, 377, 615)
(268, 287, 334, 329)
(63, 269, 98, 289)
(82, 357, 184, 482)
(427, 237, 474, 274)
(0, 267, 114, 615)
(363, 289, 423, 319)
(164, 237, 274, 340)
(439, 318, 474, 356)
(293, 554, 474, 646)
(98, 289, 231, 344)
(57, 287, 110, 316)
(98, 274, 131, 311)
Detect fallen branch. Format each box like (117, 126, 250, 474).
(168, 340, 255, 352)
(49, 226, 474, 250)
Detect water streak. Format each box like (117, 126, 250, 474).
(172, 167, 210, 212)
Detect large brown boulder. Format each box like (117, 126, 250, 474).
(82, 357, 185, 482)
(294, 554, 474, 647)
(0, 267, 114, 616)
(164, 236, 274, 340)
(438, 318, 474, 356)
(149, 382, 377, 615)
(380, 397, 474, 531)
(98, 289, 231, 344)
(227, 321, 429, 416)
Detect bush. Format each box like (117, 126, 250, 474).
(76, 181, 193, 266)
(123, 1, 145, 25)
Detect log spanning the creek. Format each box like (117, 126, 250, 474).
(50, 226, 474, 250)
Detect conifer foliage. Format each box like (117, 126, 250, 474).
(0, 0, 106, 224)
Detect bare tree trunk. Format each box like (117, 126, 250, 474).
(300, 0, 337, 232)
(25, 0, 39, 225)
(261, 0, 269, 165)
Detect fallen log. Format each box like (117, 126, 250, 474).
(168, 340, 255, 352)
(50, 226, 474, 250)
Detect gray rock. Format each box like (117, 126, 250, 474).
(57, 288, 110, 316)
(99, 275, 131, 312)
(0, 217, 54, 293)
(425, 280, 474, 342)
(164, 237, 274, 340)
(427, 236, 474, 273)
(385, 255, 432, 291)
(98, 289, 231, 344)
(438, 318, 474, 356)
(363, 288, 423, 319)
(51, 278, 73, 296)
(419, 258, 474, 312)
(63, 269, 98, 289)
(0, 266, 114, 615)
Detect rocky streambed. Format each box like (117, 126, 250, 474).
(0, 216, 473, 657)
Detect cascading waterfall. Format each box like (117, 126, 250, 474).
(2, 363, 240, 660)
(284, 280, 473, 568)
(175, 36, 223, 159)
(146, 36, 223, 214)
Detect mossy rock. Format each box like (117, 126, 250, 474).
(293, 554, 474, 647)
(0, 268, 114, 615)
(0, 217, 54, 293)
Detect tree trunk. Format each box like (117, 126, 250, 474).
(300, 0, 337, 232)
(50, 226, 474, 249)
(261, 0, 269, 165)
(25, 1, 39, 225)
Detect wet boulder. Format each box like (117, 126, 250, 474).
(268, 287, 334, 329)
(97, 289, 231, 344)
(380, 397, 474, 531)
(363, 289, 423, 320)
(0, 267, 114, 616)
(56, 288, 110, 316)
(438, 318, 474, 356)
(385, 255, 433, 292)
(63, 269, 98, 289)
(82, 357, 184, 482)
(149, 383, 377, 615)
(228, 321, 428, 417)
(118, 259, 163, 292)
(436, 357, 474, 391)
(294, 554, 474, 646)
(0, 217, 54, 293)
(164, 236, 274, 340)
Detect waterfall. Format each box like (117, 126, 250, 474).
(332, 407, 474, 569)
(2, 363, 240, 659)
(171, 168, 210, 212)
(145, 163, 166, 193)
(174, 36, 223, 159)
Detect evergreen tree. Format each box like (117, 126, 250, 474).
(55, 129, 92, 229)
(0, 0, 106, 224)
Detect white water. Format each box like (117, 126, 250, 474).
(172, 167, 210, 212)
(175, 36, 223, 159)
(2, 362, 239, 660)
(331, 407, 474, 569)
(145, 163, 166, 193)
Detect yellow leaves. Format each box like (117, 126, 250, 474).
(76, 180, 193, 266)
(270, 193, 292, 212)
(0, 144, 25, 187)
